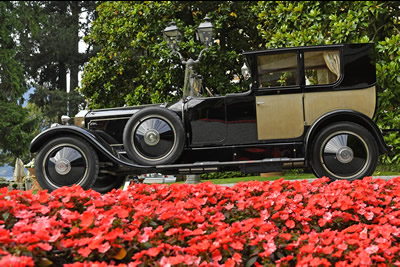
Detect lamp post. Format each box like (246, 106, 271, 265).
(162, 15, 215, 98)
(163, 16, 215, 184)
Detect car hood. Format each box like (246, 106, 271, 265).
(85, 103, 161, 120)
(84, 100, 183, 121)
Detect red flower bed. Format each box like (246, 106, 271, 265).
(2, 177, 400, 266)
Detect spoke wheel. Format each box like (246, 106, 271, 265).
(133, 116, 176, 161)
(35, 137, 99, 191)
(311, 122, 378, 181)
(123, 107, 184, 165)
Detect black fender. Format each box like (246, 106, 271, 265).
(304, 110, 391, 160)
(29, 125, 151, 169)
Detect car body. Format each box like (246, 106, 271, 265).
(30, 43, 390, 193)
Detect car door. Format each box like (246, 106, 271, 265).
(255, 50, 305, 140)
(184, 97, 227, 145)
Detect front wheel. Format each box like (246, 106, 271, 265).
(35, 136, 99, 192)
(310, 122, 378, 181)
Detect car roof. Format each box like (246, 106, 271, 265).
(242, 43, 360, 56)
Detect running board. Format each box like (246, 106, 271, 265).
(156, 157, 305, 174)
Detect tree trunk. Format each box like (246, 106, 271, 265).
(58, 61, 67, 92)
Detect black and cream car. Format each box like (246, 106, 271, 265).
(30, 43, 390, 193)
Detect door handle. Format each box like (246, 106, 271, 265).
(257, 101, 265, 105)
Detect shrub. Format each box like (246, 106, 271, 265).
(2, 177, 400, 265)
(0, 177, 9, 188)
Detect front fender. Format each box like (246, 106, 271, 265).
(29, 125, 150, 169)
(30, 125, 109, 153)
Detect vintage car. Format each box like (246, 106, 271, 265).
(30, 43, 390, 193)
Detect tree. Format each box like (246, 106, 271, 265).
(17, 1, 98, 92)
(15, 1, 98, 122)
(0, 2, 39, 165)
(29, 86, 85, 126)
(79, 1, 262, 109)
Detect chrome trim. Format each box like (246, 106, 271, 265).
(144, 129, 160, 146)
(131, 115, 177, 162)
(336, 146, 354, 164)
(88, 116, 131, 128)
(55, 158, 71, 175)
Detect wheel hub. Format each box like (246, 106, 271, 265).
(144, 129, 160, 146)
(336, 146, 354, 164)
(54, 159, 72, 175)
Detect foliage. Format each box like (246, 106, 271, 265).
(79, 1, 261, 109)
(375, 35, 400, 163)
(29, 87, 85, 125)
(0, 2, 39, 165)
(0, 103, 39, 164)
(0, 2, 26, 100)
(201, 171, 248, 180)
(253, 1, 400, 163)
(16, 1, 98, 93)
(14, 1, 99, 124)
(3, 178, 400, 265)
(0, 177, 9, 188)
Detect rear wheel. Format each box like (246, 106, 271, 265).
(35, 136, 99, 192)
(92, 174, 126, 194)
(311, 122, 378, 181)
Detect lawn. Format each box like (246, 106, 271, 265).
(198, 166, 400, 185)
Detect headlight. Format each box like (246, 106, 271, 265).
(61, 115, 71, 125)
(74, 110, 89, 127)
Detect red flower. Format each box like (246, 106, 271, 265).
(80, 211, 95, 229)
(285, 219, 295, 229)
(78, 246, 92, 257)
(0, 255, 35, 267)
(145, 247, 161, 257)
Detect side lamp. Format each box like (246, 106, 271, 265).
(241, 62, 251, 80)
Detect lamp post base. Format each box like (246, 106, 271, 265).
(185, 174, 201, 184)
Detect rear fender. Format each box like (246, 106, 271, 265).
(305, 110, 390, 159)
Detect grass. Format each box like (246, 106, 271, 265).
(201, 172, 315, 185)
(198, 166, 400, 185)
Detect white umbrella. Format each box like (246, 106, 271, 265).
(14, 158, 26, 183)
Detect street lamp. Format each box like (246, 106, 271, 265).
(196, 15, 215, 47)
(162, 15, 215, 97)
(162, 20, 182, 51)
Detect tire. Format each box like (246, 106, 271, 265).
(91, 174, 126, 194)
(310, 122, 378, 181)
(123, 107, 185, 166)
(35, 136, 99, 192)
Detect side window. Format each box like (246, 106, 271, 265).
(257, 53, 298, 88)
(304, 50, 340, 85)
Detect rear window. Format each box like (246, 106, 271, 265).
(304, 50, 340, 85)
